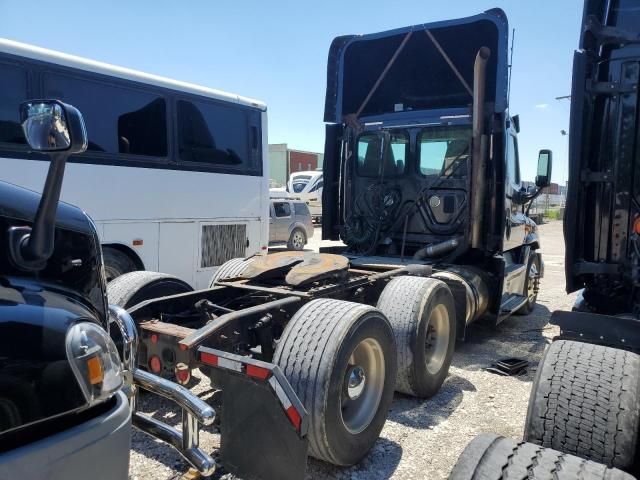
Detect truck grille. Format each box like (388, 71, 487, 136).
(200, 224, 247, 268)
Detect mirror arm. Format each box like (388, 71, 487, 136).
(8, 153, 68, 270)
(524, 187, 544, 216)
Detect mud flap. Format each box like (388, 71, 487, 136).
(197, 347, 309, 480)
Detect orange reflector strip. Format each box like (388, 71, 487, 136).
(200, 352, 219, 366)
(133, 239, 143, 246)
(634, 217, 640, 235)
(87, 356, 103, 385)
(286, 405, 302, 431)
(246, 364, 271, 380)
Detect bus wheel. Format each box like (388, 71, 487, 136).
(377, 276, 456, 398)
(274, 299, 396, 466)
(450, 433, 635, 480)
(103, 247, 138, 282)
(525, 340, 640, 471)
(287, 228, 306, 251)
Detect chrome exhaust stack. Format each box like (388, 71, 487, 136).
(109, 305, 216, 476)
(470, 47, 491, 249)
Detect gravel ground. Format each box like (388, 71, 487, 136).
(129, 220, 575, 480)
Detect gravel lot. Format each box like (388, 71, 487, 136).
(129, 220, 575, 480)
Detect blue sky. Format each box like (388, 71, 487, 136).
(1, 0, 583, 184)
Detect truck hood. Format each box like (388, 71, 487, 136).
(324, 8, 510, 123)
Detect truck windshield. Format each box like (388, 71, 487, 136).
(418, 125, 470, 177)
(356, 131, 408, 178)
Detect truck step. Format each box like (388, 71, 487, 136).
(499, 293, 527, 315)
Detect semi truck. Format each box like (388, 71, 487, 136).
(103, 8, 553, 480)
(450, 1, 640, 478)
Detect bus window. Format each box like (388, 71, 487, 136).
(177, 99, 250, 168)
(43, 73, 167, 157)
(0, 64, 28, 145)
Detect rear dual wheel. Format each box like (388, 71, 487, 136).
(274, 299, 397, 466)
(377, 276, 456, 398)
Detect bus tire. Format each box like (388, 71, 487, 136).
(450, 433, 634, 480)
(524, 340, 640, 471)
(287, 228, 306, 251)
(107, 271, 193, 309)
(516, 253, 540, 315)
(274, 299, 397, 466)
(103, 246, 138, 282)
(208, 257, 255, 287)
(376, 276, 456, 398)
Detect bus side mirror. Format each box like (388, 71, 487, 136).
(20, 100, 87, 154)
(535, 149, 552, 188)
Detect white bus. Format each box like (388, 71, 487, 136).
(0, 38, 269, 289)
(287, 170, 323, 222)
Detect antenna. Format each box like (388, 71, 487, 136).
(507, 28, 515, 104)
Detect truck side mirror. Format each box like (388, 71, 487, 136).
(8, 100, 88, 271)
(20, 100, 87, 153)
(535, 149, 552, 188)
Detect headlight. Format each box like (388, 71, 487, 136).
(66, 322, 123, 405)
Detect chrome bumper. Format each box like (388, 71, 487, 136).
(109, 305, 216, 476)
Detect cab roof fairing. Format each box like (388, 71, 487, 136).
(323, 9, 510, 124)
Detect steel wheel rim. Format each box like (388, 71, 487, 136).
(104, 265, 119, 283)
(292, 231, 304, 249)
(340, 337, 385, 434)
(527, 262, 539, 302)
(425, 304, 450, 375)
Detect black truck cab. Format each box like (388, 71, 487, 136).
(321, 9, 553, 328)
(0, 101, 215, 478)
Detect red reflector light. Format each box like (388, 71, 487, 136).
(261, 246, 268, 250)
(133, 239, 143, 246)
(285, 405, 302, 431)
(149, 355, 162, 373)
(150, 334, 158, 344)
(200, 352, 219, 366)
(179, 343, 188, 351)
(175, 363, 191, 385)
(246, 364, 271, 380)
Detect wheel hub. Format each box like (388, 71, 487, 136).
(424, 304, 451, 375)
(346, 365, 366, 400)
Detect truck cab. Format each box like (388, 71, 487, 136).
(321, 9, 553, 328)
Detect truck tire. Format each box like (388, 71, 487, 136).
(103, 247, 138, 282)
(107, 271, 193, 309)
(516, 254, 540, 315)
(287, 228, 306, 251)
(450, 433, 634, 480)
(273, 299, 397, 466)
(376, 276, 456, 398)
(524, 340, 640, 471)
(208, 257, 254, 287)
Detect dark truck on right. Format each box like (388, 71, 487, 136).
(450, 1, 640, 478)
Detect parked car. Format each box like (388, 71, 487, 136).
(269, 199, 313, 250)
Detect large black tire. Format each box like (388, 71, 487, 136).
(516, 253, 541, 315)
(103, 247, 138, 282)
(107, 271, 193, 309)
(376, 276, 456, 398)
(273, 299, 397, 466)
(450, 433, 634, 480)
(208, 257, 254, 287)
(287, 228, 307, 251)
(524, 340, 640, 471)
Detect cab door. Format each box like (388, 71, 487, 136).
(503, 131, 526, 251)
